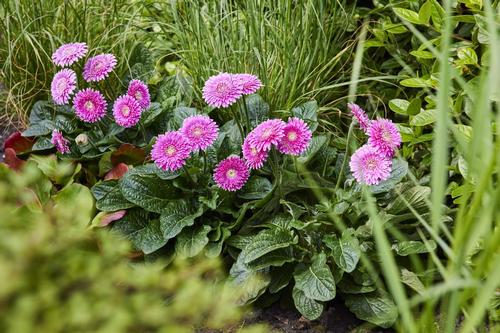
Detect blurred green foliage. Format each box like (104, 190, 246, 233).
(0, 162, 268, 333)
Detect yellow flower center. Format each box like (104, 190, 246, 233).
(122, 106, 130, 116)
(250, 147, 258, 156)
(287, 131, 297, 141)
(382, 130, 391, 142)
(193, 127, 203, 137)
(165, 145, 176, 156)
(84, 101, 94, 111)
(261, 129, 272, 139)
(226, 169, 237, 179)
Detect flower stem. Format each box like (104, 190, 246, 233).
(242, 95, 252, 131)
(183, 165, 196, 185)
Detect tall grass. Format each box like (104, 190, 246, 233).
(344, 1, 499, 332)
(145, 0, 355, 110)
(0, 0, 143, 127)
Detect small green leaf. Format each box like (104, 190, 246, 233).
(175, 225, 211, 258)
(410, 109, 437, 126)
(392, 240, 437, 256)
(393, 8, 424, 25)
(294, 253, 336, 302)
(419, 0, 432, 24)
(401, 268, 425, 295)
(344, 292, 398, 328)
(239, 176, 273, 200)
(457, 47, 478, 65)
(292, 286, 324, 320)
(241, 228, 297, 263)
(400, 77, 432, 88)
(410, 50, 436, 59)
(388, 99, 410, 115)
(326, 231, 361, 273)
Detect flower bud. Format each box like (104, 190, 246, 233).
(75, 133, 89, 146)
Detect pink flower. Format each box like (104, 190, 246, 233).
(113, 95, 142, 128)
(52, 42, 88, 67)
(180, 115, 219, 151)
(213, 156, 250, 191)
(348, 103, 371, 132)
(277, 117, 312, 156)
(73, 88, 108, 123)
(247, 119, 286, 151)
(127, 80, 150, 109)
(234, 73, 262, 95)
(367, 119, 402, 158)
(202, 73, 243, 108)
(51, 69, 77, 105)
(51, 129, 70, 154)
(242, 138, 269, 169)
(83, 54, 117, 82)
(151, 131, 192, 172)
(349, 145, 392, 185)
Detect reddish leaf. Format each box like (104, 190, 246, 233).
(110, 144, 146, 166)
(104, 163, 129, 180)
(3, 131, 35, 153)
(4, 148, 25, 171)
(91, 210, 127, 227)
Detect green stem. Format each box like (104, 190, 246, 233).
(242, 95, 252, 131)
(230, 107, 245, 143)
(183, 166, 196, 185)
(335, 122, 355, 190)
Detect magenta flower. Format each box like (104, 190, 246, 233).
(83, 54, 117, 82)
(367, 119, 402, 158)
(51, 69, 77, 105)
(51, 129, 70, 154)
(180, 115, 219, 152)
(348, 103, 371, 133)
(73, 88, 108, 123)
(277, 117, 312, 156)
(52, 42, 88, 67)
(234, 73, 262, 95)
(113, 95, 142, 128)
(202, 73, 243, 108)
(242, 138, 269, 169)
(247, 119, 286, 151)
(151, 131, 192, 172)
(349, 145, 392, 185)
(213, 156, 250, 191)
(127, 79, 150, 109)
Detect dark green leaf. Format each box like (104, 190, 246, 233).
(292, 286, 324, 320)
(326, 231, 361, 273)
(160, 200, 204, 240)
(291, 101, 318, 132)
(175, 225, 211, 258)
(241, 228, 297, 263)
(294, 253, 336, 301)
(392, 240, 437, 256)
(239, 176, 273, 200)
(344, 292, 398, 328)
(91, 180, 135, 211)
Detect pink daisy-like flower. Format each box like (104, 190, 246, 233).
(127, 79, 150, 109)
(180, 115, 219, 152)
(234, 73, 262, 95)
(151, 131, 192, 172)
(277, 117, 312, 156)
(51, 129, 70, 154)
(367, 119, 402, 158)
(242, 138, 269, 169)
(202, 73, 243, 108)
(213, 156, 250, 191)
(73, 88, 108, 123)
(113, 95, 142, 128)
(52, 42, 88, 67)
(83, 54, 117, 82)
(51, 69, 77, 105)
(247, 119, 286, 151)
(348, 103, 371, 132)
(349, 144, 392, 185)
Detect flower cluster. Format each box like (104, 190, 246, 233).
(51, 129, 70, 154)
(48, 42, 152, 154)
(151, 115, 219, 172)
(348, 103, 402, 185)
(202, 73, 262, 108)
(214, 117, 312, 191)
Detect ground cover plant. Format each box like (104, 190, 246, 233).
(1, 0, 500, 332)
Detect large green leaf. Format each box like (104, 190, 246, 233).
(246, 248, 295, 270)
(297, 135, 327, 164)
(386, 185, 431, 215)
(401, 268, 425, 295)
(344, 292, 398, 328)
(241, 228, 297, 264)
(175, 225, 211, 258)
(294, 253, 336, 302)
(410, 109, 437, 126)
(112, 209, 166, 254)
(292, 286, 324, 320)
(291, 100, 318, 132)
(229, 256, 271, 304)
(325, 231, 361, 273)
(239, 94, 270, 127)
(92, 180, 135, 212)
(159, 200, 204, 240)
(369, 159, 408, 194)
(392, 240, 437, 256)
(238, 176, 273, 200)
(120, 165, 181, 213)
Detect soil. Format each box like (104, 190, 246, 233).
(242, 299, 394, 333)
